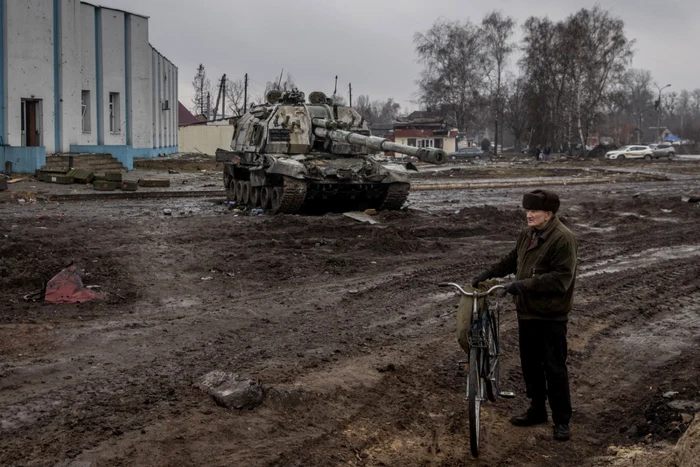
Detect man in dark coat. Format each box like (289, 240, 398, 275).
(472, 189, 577, 441)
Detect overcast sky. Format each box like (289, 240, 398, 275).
(102, 0, 698, 113)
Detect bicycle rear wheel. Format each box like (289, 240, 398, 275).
(468, 346, 481, 457)
(485, 309, 500, 402)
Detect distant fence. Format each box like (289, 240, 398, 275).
(178, 125, 234, 156)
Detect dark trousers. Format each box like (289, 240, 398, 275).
(518, 319, 572, 425)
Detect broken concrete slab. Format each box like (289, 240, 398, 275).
(196, 370, 264, 410)
(343, 211, 379, 224)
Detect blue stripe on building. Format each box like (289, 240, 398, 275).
(0, 0, 5, 144)
(151, 50, 156, 145)
(157, 54, 161, 148)
(53, 0, 61, 152)
(95, 7, 103, 145)
(124, 14, 131, 146)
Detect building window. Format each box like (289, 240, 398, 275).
(434, 138, 443, 149)
(407, 138, 416, 147)
(81, 90, 91, 133)
(109, 92, 120, 134)
(419, 139, 434, 148)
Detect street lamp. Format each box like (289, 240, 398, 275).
(654, 83, 671, 143)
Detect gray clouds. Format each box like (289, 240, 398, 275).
(102, 0, 700, 110)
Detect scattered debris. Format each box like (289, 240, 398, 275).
(343, 211, 379, 224)
(67, 168, 95, 184)
(196, 370, 264, 410)
(363, 208, 378, 216)
(682, 196, 700, 203)
(121, 180, 138, 191)
(376, 363, 396, 373)
(663, 391, 680, 399)
(200, 276, 213, 281)
(105, 172, 123, 182)
(168, 169, 179, 174)
(163, 209, 172, 216)
(138, 178, 171, 187)
(93, 180, 118, 191)
(44, 262, 105, 304)
(667, 400, 700, 412)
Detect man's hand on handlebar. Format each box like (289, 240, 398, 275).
(471, 270, 491, 287)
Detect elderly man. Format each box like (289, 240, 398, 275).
(472, 189, 577, 441)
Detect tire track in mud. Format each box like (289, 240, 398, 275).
(3, 185, 700, 465)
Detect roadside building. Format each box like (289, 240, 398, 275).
(0, 1, 177, 172)
(392, 111, 458, 153)
(178, 105, 235, 155)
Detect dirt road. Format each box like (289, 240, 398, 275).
(1, 159, 699, 466)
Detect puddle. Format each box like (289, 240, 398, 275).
(578, 244, 700, 278)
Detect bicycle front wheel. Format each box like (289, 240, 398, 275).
(485, 310, 500, 402)
(468, 346, 481, 457)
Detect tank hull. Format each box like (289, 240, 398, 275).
(219, 150, 413, 214)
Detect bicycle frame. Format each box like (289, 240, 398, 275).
(440, 282, 505, 457)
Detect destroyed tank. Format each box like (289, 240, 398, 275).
(215, 90, 446, 214)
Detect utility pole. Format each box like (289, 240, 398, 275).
(654, 83, 671, 143)
(349, 83, 352, 108)
(222, 75, 226, 119)
(243, 73, 248, 111)
(207, 92, 211, 120)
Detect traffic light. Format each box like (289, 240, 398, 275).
(654, 100, 660, 110)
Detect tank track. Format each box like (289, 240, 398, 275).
(274, 177, 308, 214)
(379, 182, 410, 211)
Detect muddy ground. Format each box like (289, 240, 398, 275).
(1, 159, 700, 466)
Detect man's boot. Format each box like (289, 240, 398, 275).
(553, 424, 570, 441)
(510, 406, 548, 427)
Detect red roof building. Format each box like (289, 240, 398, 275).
(178, 101, 200, 126)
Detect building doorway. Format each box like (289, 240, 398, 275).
(21, 99, 43, 147)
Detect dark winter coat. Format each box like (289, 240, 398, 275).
(486, 217, 577, 320)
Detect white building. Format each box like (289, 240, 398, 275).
(0, 0, 178, 172)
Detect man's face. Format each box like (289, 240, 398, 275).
(526, 209, 552, 229)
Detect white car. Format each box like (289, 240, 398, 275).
(605, 145, 654, 160)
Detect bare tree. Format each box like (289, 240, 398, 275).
(503, 76, 530, 149)
(191, 64, 212, 116)
(225, 78, 246, 116)
(414, 19, 489, 133)
(520, 7, 633, 149)
(481, 11, 516, 152)
(354, 95, 401, 124)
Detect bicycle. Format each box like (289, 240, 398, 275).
(439, 282, 511, 457)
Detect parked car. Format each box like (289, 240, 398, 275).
(604, 145, 654, 160)
(448, 147, 485, 160)
(652, 142, 676, 159)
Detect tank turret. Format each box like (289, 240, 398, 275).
(215, 90, 448, 214)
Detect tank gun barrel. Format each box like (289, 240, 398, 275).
(312, 119, 446, 164)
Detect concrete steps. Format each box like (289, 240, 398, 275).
(44, 154, 127, 173)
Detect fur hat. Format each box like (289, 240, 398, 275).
(522, 189, 560, 214)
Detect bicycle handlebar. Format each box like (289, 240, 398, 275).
(438, 282, 506, 298)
